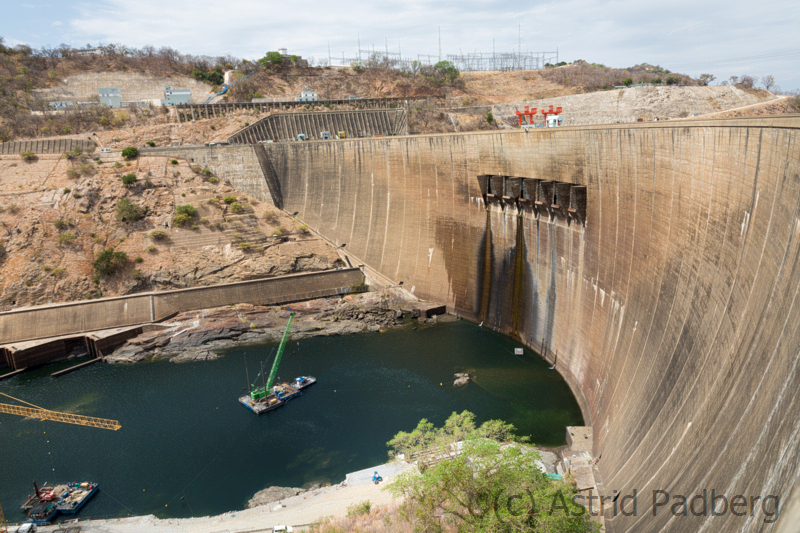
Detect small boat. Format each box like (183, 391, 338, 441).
(292, 376, 316, 390)
(23, 481, 98, 524)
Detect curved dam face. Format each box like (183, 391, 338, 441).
(266, 117, 800, 532)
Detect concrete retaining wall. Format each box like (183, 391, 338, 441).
(493, 85, 777, 126)
(0, 139, 95, 155)
(268, 117, 800, 532)
(141, 145, 275, 204)
(31, 72, 214, 104)
(0, 268, 364, 347)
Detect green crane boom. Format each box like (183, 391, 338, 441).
(266, 313, 295, 390)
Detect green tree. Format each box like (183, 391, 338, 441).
(121, 146, 139, 159)
(433, 60, 459, 84)
(386, 411, 595, 533)
(622, 77, 633, 86)
(260, 51, 284, 67)
(173, 204, 199, 227)
(120, 173, 137, 187)
(666, 76, 676, 85)
(116, 198, 146, 222)
(93, 249, 128, 276)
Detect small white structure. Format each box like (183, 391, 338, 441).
(72, 47, 103, 57)
(295, 90, 318, 102)
(546, 114, 563, 127)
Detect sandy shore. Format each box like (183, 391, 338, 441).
(38, 470, 407, 533)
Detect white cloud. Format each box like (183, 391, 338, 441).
(18, 0, 800, 89)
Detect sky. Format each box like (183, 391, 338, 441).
(2, 0, 799, 91)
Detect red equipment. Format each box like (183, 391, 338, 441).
(515, 105, 538, 126)
(541, 105, 563, 122)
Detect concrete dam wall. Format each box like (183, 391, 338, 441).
(265, 117, 800, 532)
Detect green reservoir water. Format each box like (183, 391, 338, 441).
(0, 321, 583, 521)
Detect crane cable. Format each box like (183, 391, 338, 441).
(0, 391, 47, 411)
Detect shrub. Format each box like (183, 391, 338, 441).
(271, 228, 282, 237)
(223, 195, 237, 204)
(58, 232, 75, 244)
(53, 218, 68, 230)
(171, 159, 178, 165)
(146, 141, 155, 147)
(120, 173, 137, 187)
(264, 210, 277, 223)
(239, 242, 250, 250)
(666, 76, 676, 85)
(651, 77, 662, 85)
(201, 167, 213, 176)
(148, 229, 168, 240)
(143, 178, 154, 189)
(93, 249, 128, 276)
(20, 150, 37, 161)
(51, 267, 65, 276)
(176, 204, 198, 217)
(173, 204, 198, 227)
(146, 245, 157, 253)
(346, 500, 372, 517)
(66, 168, 80, 179)
(207, 198, 221, 207)
(63, 188, 71, 194)
(298, 224, 309, 234)
(114, 162, 123, 169)
(131, 269, 143, 279)
(207, 176, 218, 184)
(486, 111, 494, 124)
(6, 203, 18, 213)
(200, 218, 210, 226)
(121, 146, 139, 160)
(229, 202, 245, 214)
(244, 122, 249, 127)
(134, 256, 144, 263)
(72, 193, 82, 199)
(116, 199, 145, 222)
(43, 265, 52, 272)
(210, 125, 216, 130)
(622, 77, 633, 86)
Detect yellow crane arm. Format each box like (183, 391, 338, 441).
(0, 403, 121, 431)
(1, 501, 7, 533)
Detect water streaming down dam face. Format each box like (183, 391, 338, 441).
(265, 117, 800, 532)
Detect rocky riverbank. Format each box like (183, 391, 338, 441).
(106, 291, 423, 364)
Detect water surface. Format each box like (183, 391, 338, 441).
(0, 320, 583, 521)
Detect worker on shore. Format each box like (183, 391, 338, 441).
(372, 471, 382, 484)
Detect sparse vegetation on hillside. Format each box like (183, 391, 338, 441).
(93, 249, 128, 276)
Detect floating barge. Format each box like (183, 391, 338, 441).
(238, 313, 317, 415)
(22, 481, 98, 525)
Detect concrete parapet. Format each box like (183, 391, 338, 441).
(0, 269, 365, 351)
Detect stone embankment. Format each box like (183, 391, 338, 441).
(493, 85, 777, 125)
(106, 292, 410, 364)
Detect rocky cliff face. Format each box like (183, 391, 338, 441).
(0, 151, 343, 310)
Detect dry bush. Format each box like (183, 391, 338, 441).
(309, 503, 426, 533)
